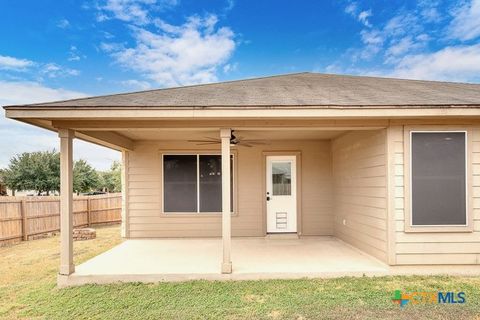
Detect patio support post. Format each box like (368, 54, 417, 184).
(220, 128, 232, 274)
(59, 128, 75, 275)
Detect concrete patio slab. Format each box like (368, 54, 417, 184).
(59, 236, 390, 286)
(58, 236, 480, 287)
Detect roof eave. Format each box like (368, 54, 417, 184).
(6, 105, 480, 121)
(5, 104, 480, 110)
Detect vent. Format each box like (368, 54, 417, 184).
(276, 212, 287, 229)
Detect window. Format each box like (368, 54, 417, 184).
(410, 131, 467, 227)
(163, 155, 198, 212)
(163, 154, 234, 213)
(272, 162, 292, 196)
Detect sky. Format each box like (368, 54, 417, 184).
(1, 0, 480, 170)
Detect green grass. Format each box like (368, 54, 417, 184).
(1, 226, 480, 319)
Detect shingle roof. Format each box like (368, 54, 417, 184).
(6, 72, 480, 108)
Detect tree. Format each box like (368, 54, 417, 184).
(2, 151, 60, 195)
(98, 161, 122, 192)
(2, 151, 103, 195)
(73, 159, 100, 195)
(0, 169, 6, 196)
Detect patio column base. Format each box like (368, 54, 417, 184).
(59, 264, 75, 276)
(221, 262, 232, 274)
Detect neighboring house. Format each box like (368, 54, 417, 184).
(4, 72, 480, 283)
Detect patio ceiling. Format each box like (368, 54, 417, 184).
(116, 129, 348, 141)
(10, 118, 387, 151)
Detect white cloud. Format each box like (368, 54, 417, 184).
(223, 62, 238, 73)
(0, 55, 34, 71)
(328, 1, 480, 84)
(418, 0, 442, 23)
(345, 2, 372, 27)
(0, 54, 80, 80)
(416, 33, 430, 42)
(224, 0, 235, 12)
(358, 10, 372, 28)
(356, 29, 384, 59)
(389, 44, 480, 82)
(383, 13, 419, 38)
(0, 82, 120, 170)
(40, 63, 80, 78)
(102, 0, 154, 24)
(120, 79, 152, 90)
(386, 37, 414, 58)
(68, 46, 84, 61)
(360, 29, 383, 45)
(0, 117, 120, 171)
(57, 19, 70, 29)
(341, 4, 432, 64)
(448, 0, 480, 41)
(101, 31, 115, 39)
(99, 42, 123, 52)
(107, 14, 236, 87)
(385, 36, 427, 63)
(68, 55, 80, 62)
(345, 2, 357, 16)
(98, 0, 178, 25)
(0, 81, 86, 106)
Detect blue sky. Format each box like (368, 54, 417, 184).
(1, 0, 480, 169)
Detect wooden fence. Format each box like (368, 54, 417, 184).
(0, 193, 121, 246)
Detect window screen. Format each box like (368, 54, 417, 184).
(199, 155, 222, 212)
(163, 155, 197, 212)
(164, 154, 233, 213)
(199, 155, 234, 212)
(411, 132, 466, 226)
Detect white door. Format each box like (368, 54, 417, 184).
(266, 155, 297, 233)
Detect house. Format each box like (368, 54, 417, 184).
(4, 72, 480, 285)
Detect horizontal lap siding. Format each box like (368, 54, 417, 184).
(392, 125, 480, 265)
(301, 141, 333, 235)
(127, 140, 333, 238)
(332, 130, 388, 263)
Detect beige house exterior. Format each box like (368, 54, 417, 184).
(5, 72, 480, 284)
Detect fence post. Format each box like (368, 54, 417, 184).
(21, 200, 28, 241)
(87, 198, 91, 227)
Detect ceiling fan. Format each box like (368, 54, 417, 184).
(187, 131, 267, 147)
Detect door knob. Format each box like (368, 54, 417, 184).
(266, 196, 271, 201)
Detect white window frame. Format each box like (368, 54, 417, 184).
(161, 152, 236, 215)
(405, 129, 472, 232)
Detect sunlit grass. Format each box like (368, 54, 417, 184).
(1, 226, 479, 319)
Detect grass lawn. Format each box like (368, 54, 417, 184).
(1, 226, 480, 320)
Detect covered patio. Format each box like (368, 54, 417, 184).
(60, 236, 389, 286)
(6, 117, 394, 286)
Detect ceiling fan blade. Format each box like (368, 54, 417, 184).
(187, 139, 220, 143)
(243, 141, 267, 145)
(238, 142, 253, 147)
(195, 142, 221, 145)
